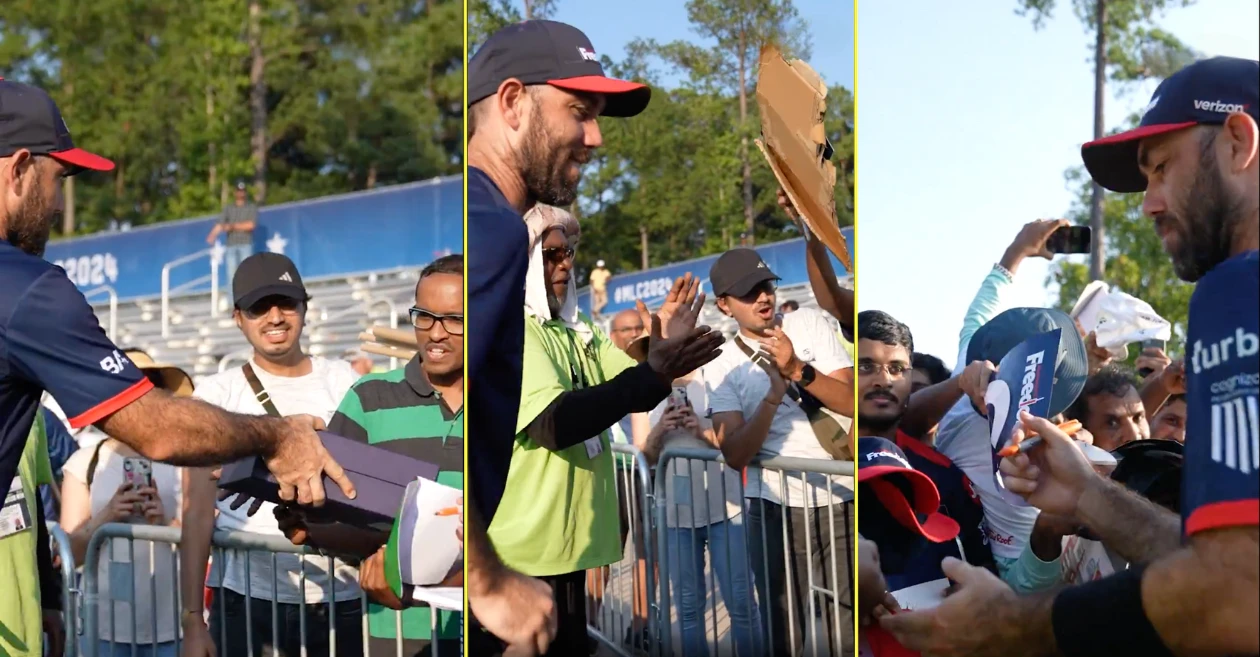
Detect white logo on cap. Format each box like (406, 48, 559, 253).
(865, 450, 912, 469)
(1193, 99, 1248, 114)
(578, 47, 598, 62)
(1142, 95, 1160, 116)
(757, 261, 766, 269)
(279, 272, 293, 282)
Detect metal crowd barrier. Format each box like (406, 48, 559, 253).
(76, 523, 452, 657)
(587, 443, 660, 657)
(48, 522, 81, 657)
(588, 444, 854, 657)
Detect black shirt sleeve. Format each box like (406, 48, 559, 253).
(525, 362, 671, 451)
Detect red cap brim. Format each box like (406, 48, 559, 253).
(1080, 121, 1197, 193)
(868, 474, 961, 543)
(49, 148, 116, 173)
(548, 76, 652, 118)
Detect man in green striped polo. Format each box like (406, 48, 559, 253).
(326, 254, 464, 657)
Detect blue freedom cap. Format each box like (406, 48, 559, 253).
(1081, 56, 1260, 193)
(965, 307, 1088, 417)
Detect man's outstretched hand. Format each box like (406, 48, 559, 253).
(645, 311, 725, 384)
(264, 415, 357, 507)
(471, 566, 558, 657)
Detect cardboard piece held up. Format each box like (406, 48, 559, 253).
(754, 45, 851, 271)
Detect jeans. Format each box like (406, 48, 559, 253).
(666, 515, 761, 657)
(746, 500, 854, 657)
(223, 242, 253, 284)
(86, 640, 178, 657)
(207, 588, 363, 657)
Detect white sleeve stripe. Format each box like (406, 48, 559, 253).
(1235, 397, 1250, 475)
(1247, 396, 1259, 472)
(1224, 399, 1237, 470)
(1212, 402, 1224, 464)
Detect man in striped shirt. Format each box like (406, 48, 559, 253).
(327, 254, 464, 657)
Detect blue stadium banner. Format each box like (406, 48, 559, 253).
(43, 176, 462, 301)
(577, 228, 855, 316)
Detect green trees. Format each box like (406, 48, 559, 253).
(1016, 0, 1196, 280)
(1, 0, 463, 237)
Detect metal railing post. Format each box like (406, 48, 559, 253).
(159, 248, 214, 338)
(83, 286, 118, 342)
(364, 295, 401, 370)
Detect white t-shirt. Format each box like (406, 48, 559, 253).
(62, 441, 183, 644)
(193, 356, 362, 603)
(702, 308, 854, 508)
(934, 397, 1039, 560)
(649, 375, 743, 529)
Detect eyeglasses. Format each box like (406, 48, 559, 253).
(614, 324, 645, 334)
(410, 307, 463, 335)
(542, 246, 575, 264)
(241, 297, 303, 320)
(857, 361, 911, 378)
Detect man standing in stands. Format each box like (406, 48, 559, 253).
(464, 19, 657, 655)
(207, 180, 259, 284)
(589, 259, 611, 317)
(1, 79, 353, 560)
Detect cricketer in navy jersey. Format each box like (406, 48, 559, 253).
(0, 240, 154, 499)
(1182, 249, 1260, 536)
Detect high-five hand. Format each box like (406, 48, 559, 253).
(636, 273, 703, 339)
(264, 415, 357, 507)
(645, 306, 724, 382)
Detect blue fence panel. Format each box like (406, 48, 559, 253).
(43, 176, 463, 301)
(578, 228, 854, 316)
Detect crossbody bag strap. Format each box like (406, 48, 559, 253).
(733, 335, 801, 402)
(85, 439, 107, 489)
(242, 362, 283, 418)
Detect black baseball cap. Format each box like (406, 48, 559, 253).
(709, 248, 780, 298)
(857, 437, 960, 543)
(469, 20, 651, 118)
(233, 253, 308, 310)
(965, 307, 1089, 417)
(1081, 56, 1260, 193)
(0, 78, 115, 174)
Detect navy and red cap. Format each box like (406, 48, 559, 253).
(1081, 56, 1260, 193)
(468, 20, 651, 118)
(858, 437, 960, 543)
(0, 78, 115, 174)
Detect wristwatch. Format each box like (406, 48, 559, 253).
(797, 363, 817, 386)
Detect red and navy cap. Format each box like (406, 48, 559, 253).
(0, 78, 115, 174)
(1081, 56, 1259, 193)
(468, 20, 651, 118)
(858, 437, 960, 543)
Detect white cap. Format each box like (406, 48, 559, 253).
(596, 260, 606, 267)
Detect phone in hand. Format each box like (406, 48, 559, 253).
(1138, 338, 1168, 378)
(123, 457, 153, 516)
(670, 386, 690, 409)
(1046, 226, 1092, 255)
